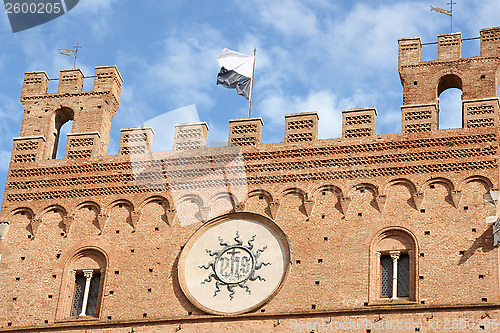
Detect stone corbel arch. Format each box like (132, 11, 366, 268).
(311, 184, 344, 199)
(33, 204, 68, 237)
(348, 183, 383, 213)
(458, 175, 496, 206)
(139, 195, 175, 225)
(10, 206, 35, 220)
(248, 189, 274, 202)
(9, 207, 36, 238)
(104, 199, 135, 230)
(421, 177, 460, 208)
(310, 185, 348, 215)
(207, 191, 240, 213)
(247, 189, 275, 217)
(69, 201, 102, 234)
(176, 193, 206, 223)
(382, 178, 421, 211)
(277, 187, 310, 217)
(458, 175, 494, 193)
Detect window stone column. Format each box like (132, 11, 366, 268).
(390, 251, 400, 300)
(79, 270, 94, 316)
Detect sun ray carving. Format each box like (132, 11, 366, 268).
(199, 231, 270, 300)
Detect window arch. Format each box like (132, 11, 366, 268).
(56, 248, 107, 320)
(369, 228, 418, 303)
(51, 107, 74, 159)
(437, 74, 463, 129)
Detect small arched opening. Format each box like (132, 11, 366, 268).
(52, 107, 74, 159)
(437, 74, 463, 129)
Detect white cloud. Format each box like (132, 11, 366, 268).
(258, 89, 343, 142)
(244, 1, 453, 137)
(142, 25, 226, 110)
(460, 0, 500, 34)
(249, 0, 320, 38)
(68, 0, 118, 35)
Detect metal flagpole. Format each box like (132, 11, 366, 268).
(73, 43, 81, 68)
(448, 1, 455, 33)
(248, 48, 256, 118)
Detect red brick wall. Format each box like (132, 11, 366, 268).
(0, 28, 499, 332)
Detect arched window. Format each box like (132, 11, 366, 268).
(55, 120, 74, 159)
(437, 74, 463, 129)
(370, 228, 418, 303)
(51, 107, 74, 159)
(56, 249, 107, 320)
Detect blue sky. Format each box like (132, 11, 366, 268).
(0, 0, 499, 200)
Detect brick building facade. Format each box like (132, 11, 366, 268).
(0, 27, 500, 332)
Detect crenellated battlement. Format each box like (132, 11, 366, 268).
(398, 27, 500, 66)
(20, 71, 49, 98)
(398, 27, 500, 134)
(438, 32, 462, 61)
(480, 26, 500, 57)
(8, 28, 500, 166)
(21, 66, 122, 102)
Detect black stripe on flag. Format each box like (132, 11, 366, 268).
(216, 67, 251, 100)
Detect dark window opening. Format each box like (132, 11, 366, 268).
(380, 255, 392, 297)
(397, 254, 410, 297)
(380, 253, 409, 298)
(71, 271, 101, 317)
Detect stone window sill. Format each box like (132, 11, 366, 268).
(55, 316, 99, 324)
(368, 298, 418, 306)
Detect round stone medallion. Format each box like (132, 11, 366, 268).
(177, 212, 292, 315)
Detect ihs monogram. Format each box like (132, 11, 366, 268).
(199, 232, 270, 300)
